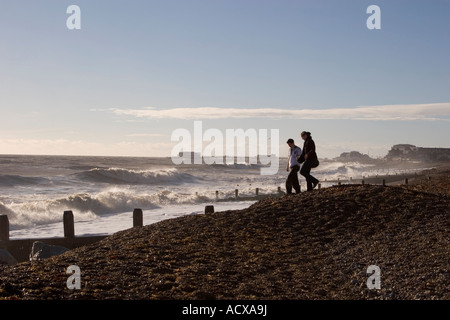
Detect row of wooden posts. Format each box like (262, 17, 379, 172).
(334, 178, 411, 187)
(0, 207, 217, 242)
(0, 209, 145, 243)
(0, 176, 419, 242)
(225, 176, 413, 198)
(0, 206, 218, 242)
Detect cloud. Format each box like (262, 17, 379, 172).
(109, 103, 450, 121)
(125, 133, 166, 137)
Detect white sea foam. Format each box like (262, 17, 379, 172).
(2, 188, 221, 229)
(314, 161, 377, 180)
(9, 201, 256, 239)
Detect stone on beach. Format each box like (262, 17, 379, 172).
(0, 249, 18, 266)
(29, 241, 69, 261)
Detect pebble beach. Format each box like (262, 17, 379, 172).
(0, 167, 449, 300)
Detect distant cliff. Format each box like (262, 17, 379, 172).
(386, 144, 450, 162)
(334, 145, 450, 163)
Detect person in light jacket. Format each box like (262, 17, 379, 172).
(285, 138, 302, 194)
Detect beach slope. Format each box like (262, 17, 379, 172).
(1, 171, 449, 300)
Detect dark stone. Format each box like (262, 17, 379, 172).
(29, 241, 69, 261)
(205, 205, 215, 214)
(0, 249, 18, 265)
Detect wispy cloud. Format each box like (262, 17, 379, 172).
(109, 103, 450, 121)
(126, 133, 166, 137)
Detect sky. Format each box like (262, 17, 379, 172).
(1, 0, 449, 159)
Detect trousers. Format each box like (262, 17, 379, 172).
(286, 165, 300, 194)
(300, 160, 319, 191)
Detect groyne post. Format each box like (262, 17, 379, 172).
(0, 214, 9, 242)
(382, 179, 386, 187)
(235, 189, 239, 199)
(255, 188, 259, 196)
(133, 208, 143, 227)
(404, 178, 409, 185)
(205, 205, 214, 214)
(63, 210, 75, 238)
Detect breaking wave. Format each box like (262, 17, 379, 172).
(315, 162, 377, 180)
(75, 168, 197, 185)
(1, 189, 213, 229)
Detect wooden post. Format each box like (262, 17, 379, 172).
(133, 208, 143, 227)
(63, 210, 75, 238)
(382, 179, 386, 186)
(318, 183, 321, 190)
(362, 180, 365, 186)
(215, 190, 219, 199)
(255, 188, 259, 196)
(404, 178, 408, 185)
(205, 205, 214, 214)
(0, 214, 9, 242)
(235, 189, 239, 198)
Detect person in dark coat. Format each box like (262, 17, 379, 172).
(299, 131, 319, 191)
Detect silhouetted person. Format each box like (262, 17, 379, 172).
(299, 131, 319, 191)
(285, 138, 302, 194)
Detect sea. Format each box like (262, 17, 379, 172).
(0, 154, 424, 239)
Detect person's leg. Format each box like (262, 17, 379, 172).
(292, 166, 301, 193)
(310, 174, 319, 189)
(300, 161, 314, 191)
(307, 161, 319, 189)
(286, 169, 294, 194)
(285, 175, 293, 194)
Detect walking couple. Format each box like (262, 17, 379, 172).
(286, 131, 319, 194)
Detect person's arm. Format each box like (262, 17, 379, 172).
(305, 140, 315, 160)
(294, 147, 302, 162)
(300, 144, 305, 159)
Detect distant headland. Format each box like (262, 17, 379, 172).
(334, 144, 450, 163)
